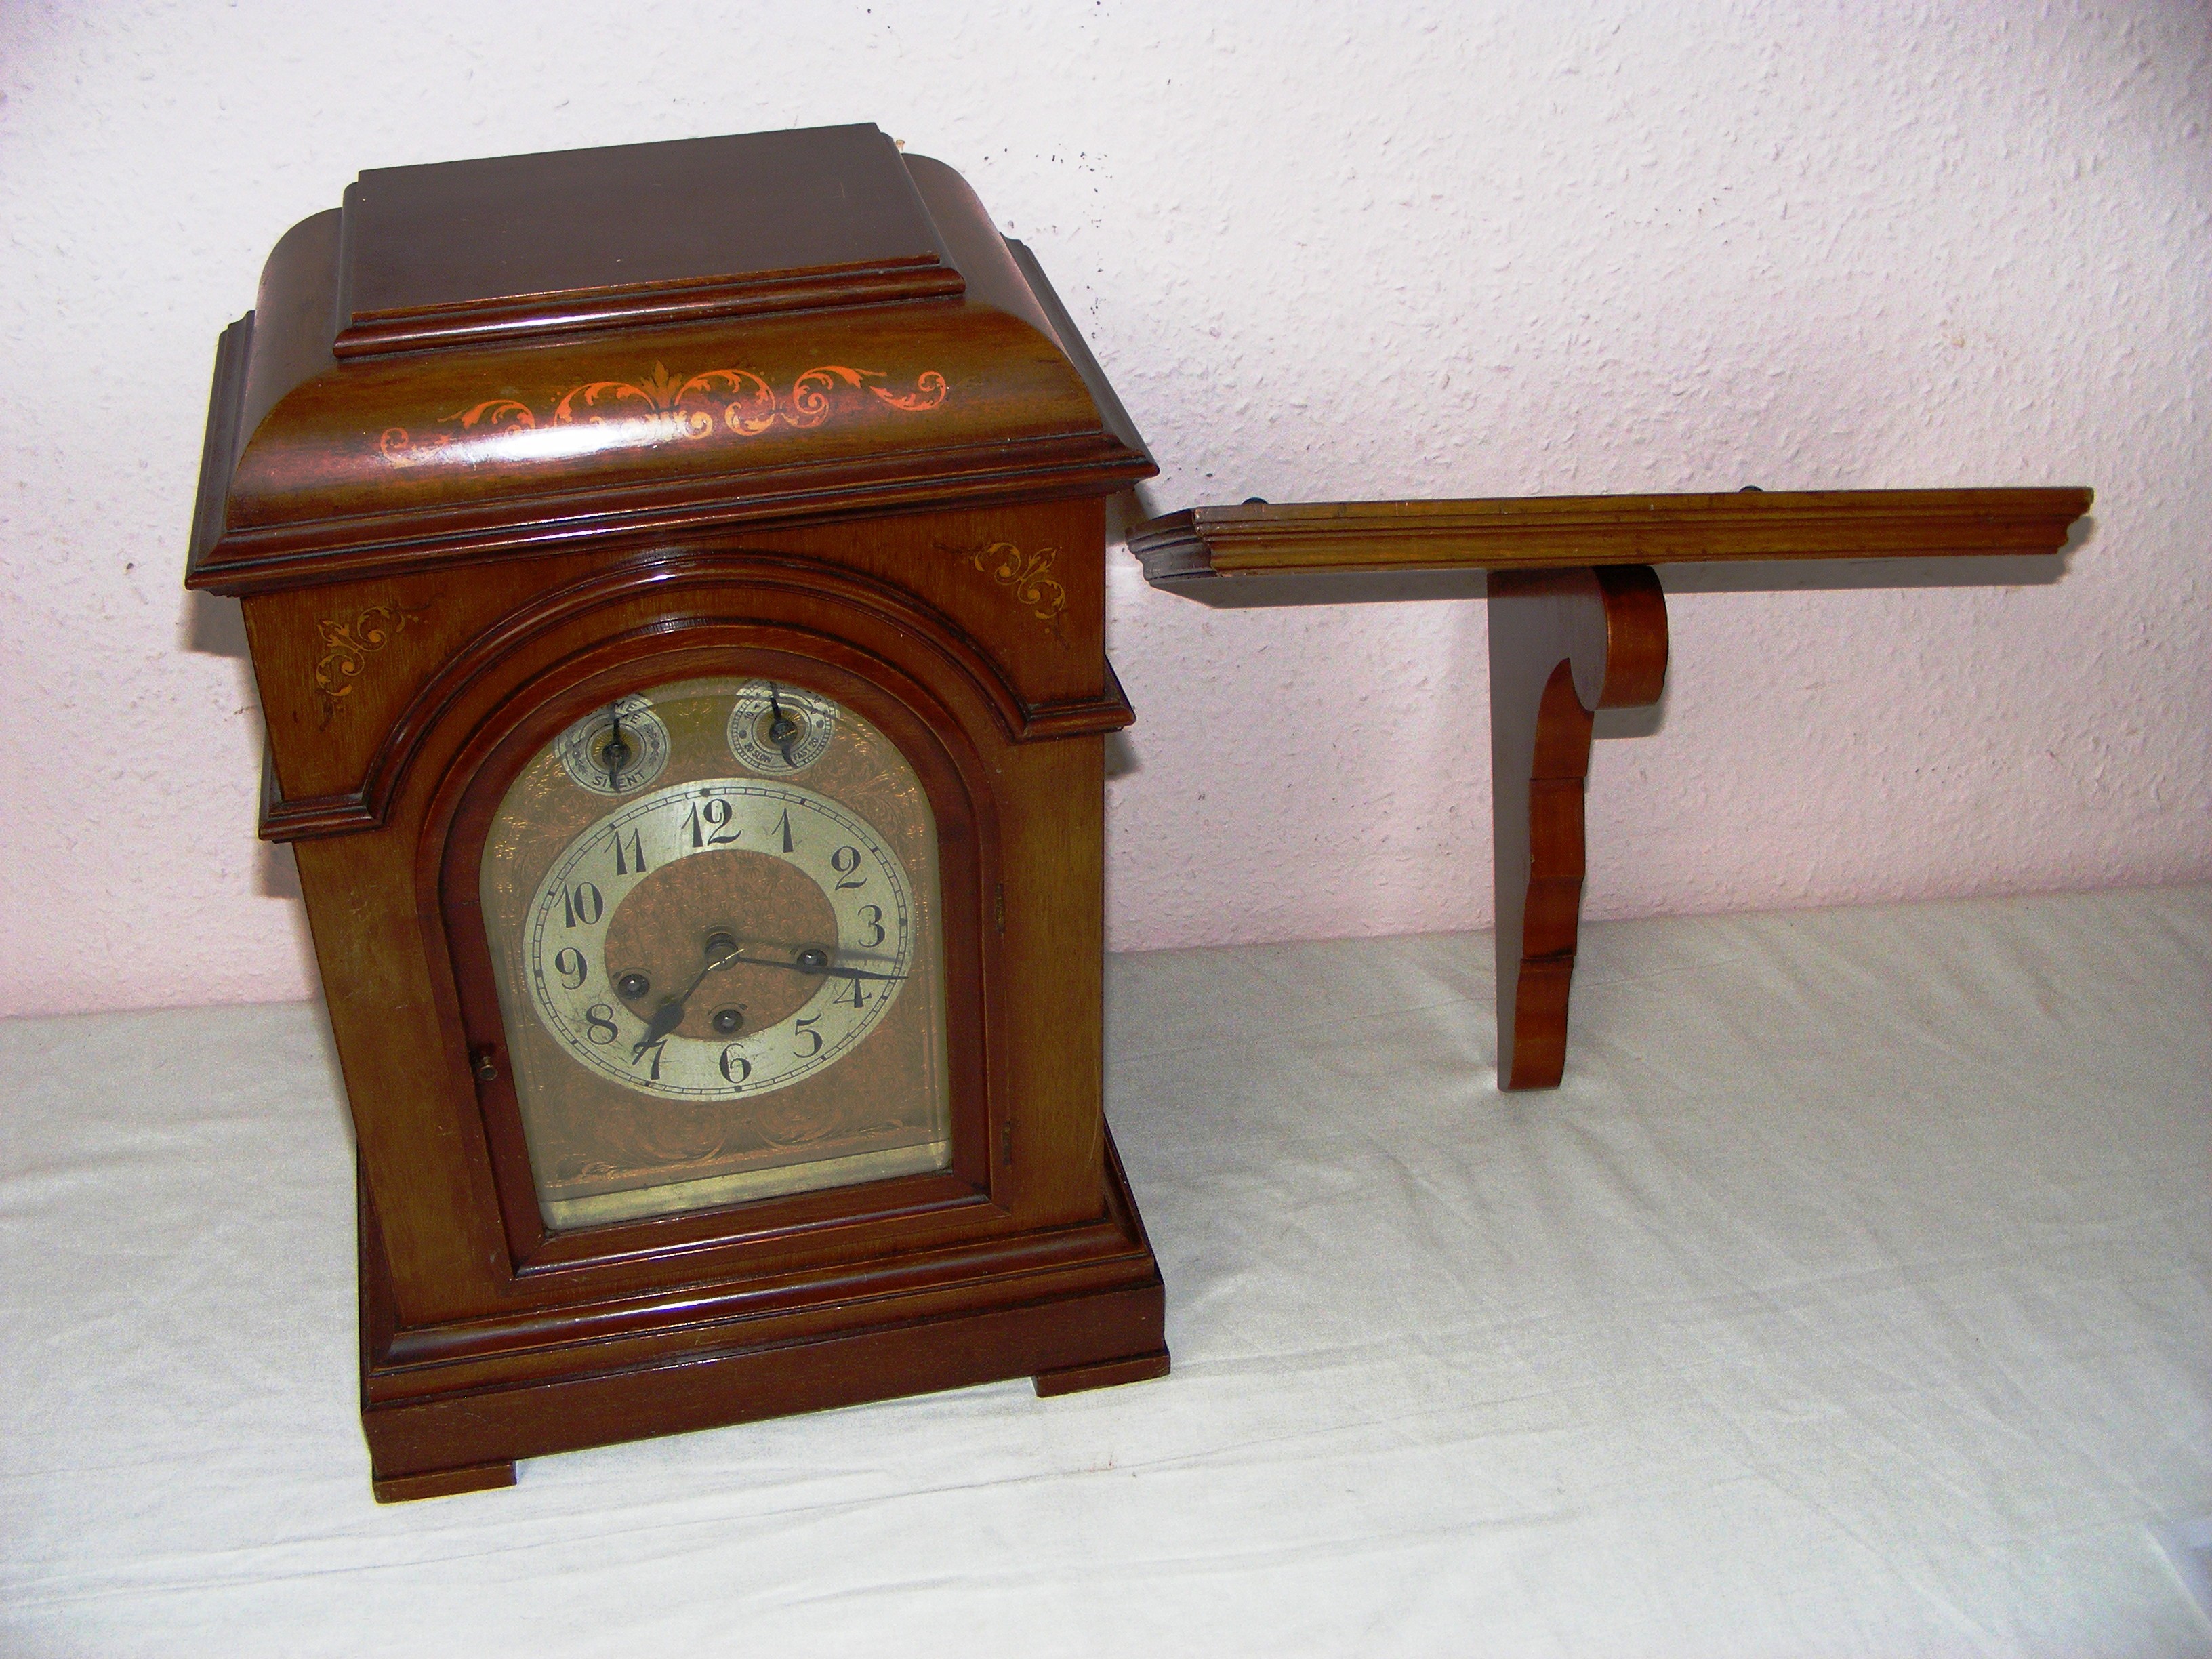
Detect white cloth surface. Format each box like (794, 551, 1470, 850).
(3, 886, 2207, 1656)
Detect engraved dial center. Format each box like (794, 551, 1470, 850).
(604, 850, 834, 1042)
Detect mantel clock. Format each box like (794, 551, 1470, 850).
(186, 125, 1168, 1501)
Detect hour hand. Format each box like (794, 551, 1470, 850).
(632, 997, 688, 1057)
(631, 939, 743, 1054)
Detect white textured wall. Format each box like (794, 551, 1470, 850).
(1, 1, 2205, 1015)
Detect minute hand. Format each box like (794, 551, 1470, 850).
(737, 953, 905, 983)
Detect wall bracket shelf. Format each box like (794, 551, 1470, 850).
(1130, 487, 2093, 1089)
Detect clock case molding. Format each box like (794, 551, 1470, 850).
(185, 126, 1166, 1502)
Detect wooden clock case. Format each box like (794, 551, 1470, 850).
(184, 125, 1168, 1501)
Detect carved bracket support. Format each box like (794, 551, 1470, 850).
(1488, 565, 1669, 1090)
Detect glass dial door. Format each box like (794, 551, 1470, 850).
(476, 675, 951, 1230)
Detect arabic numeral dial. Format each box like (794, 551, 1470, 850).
(523, 777, 916, 1103)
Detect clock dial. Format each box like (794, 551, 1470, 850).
(523, 779, 915, 1101)
(478, 676, 950, 1230)
(554, 693, 670, 796)
(725, 680, 836, 773)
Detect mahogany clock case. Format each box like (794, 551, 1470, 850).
(185, 125, 1168, 1500)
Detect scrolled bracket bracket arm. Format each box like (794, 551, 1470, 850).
(1487, 565, 1669, 1090)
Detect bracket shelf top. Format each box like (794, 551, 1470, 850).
(1130, 488, 2093, 594)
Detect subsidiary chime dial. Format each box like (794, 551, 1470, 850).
(726, 680, 836, 773)
(477, 674, 951, 1226)
(555, 693, 670, 795)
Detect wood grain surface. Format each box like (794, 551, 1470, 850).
(1487, 567, 1669, 1089)
(192, 127, 1170, 1499)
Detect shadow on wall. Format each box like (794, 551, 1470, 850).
(1103, 487, 1151, 783)
(178, 587, 302, 901)
(1109, 545, 2081, 609)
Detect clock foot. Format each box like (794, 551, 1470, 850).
(1033, 1347, 1171, 1398)
(371, 1458, 517, 1504)
(1488, 565, 1668, 1090)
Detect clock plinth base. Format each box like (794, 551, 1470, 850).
(357, 1134, 1168, 1502)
